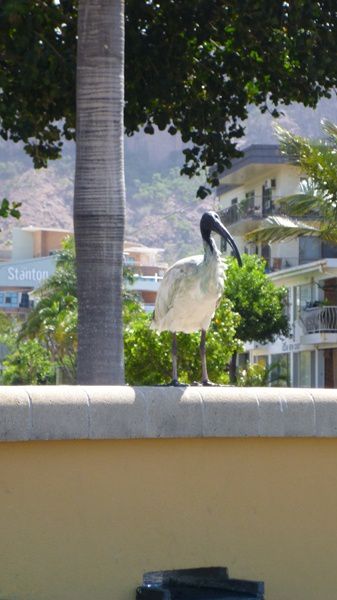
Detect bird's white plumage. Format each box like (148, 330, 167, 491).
(151, 242, 226, 334)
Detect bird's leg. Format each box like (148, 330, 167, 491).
(167, 332, 189, 387)
(200, 329, 210, 385)
(200, 329, 217, 386)
(171, 332, 179, 386)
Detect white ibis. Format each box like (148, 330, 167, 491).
(150, 211, 242, 385)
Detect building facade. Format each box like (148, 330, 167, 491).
(0, 227, 71, 315)
(0, 228, 165, 316)
(123, 240, 166, 312)
(217, 145, 337, 388)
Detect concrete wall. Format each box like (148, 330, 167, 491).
(11, 229, 69, 261)
(12, 228, 34, 261)
(37, 231, 69, 257)
(1, 386, 337, 600)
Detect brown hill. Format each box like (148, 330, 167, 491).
(1, 97, 337, 261)
(0, 164, 73, 248)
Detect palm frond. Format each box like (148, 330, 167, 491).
(321, 119, 337, 145)
(273, 124, 302, 164)
(251, 120, 337, 247)
(246, 216, 321, 243)
(278, 192, 321, 218)
(317, 224, 337, 244)
(274, 124, 337, 192)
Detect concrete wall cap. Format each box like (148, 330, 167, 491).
(0, 386, 337, 441)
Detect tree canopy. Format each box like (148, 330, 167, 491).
(225, 254, 289, 344)
(224, 254, 290, 382)
(1, 1, 337, 194)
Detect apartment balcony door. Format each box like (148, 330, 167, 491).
(261, 244, 271, 270)
(324, 348, 337, 388)
(293, 350, 316, 387)
(262, 185, 273, 217)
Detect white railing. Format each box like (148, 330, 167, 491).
(129, 274, 163, 292)
(300, 305, 337, 334)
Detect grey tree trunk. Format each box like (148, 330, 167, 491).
(74, 0, 125, 384)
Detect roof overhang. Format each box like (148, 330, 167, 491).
(268, 259, 337, 286)
(216, 144, 292, 193)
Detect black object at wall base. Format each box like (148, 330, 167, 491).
(136, 567, 264, 600)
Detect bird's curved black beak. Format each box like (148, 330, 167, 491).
(213, 220, 242, 267)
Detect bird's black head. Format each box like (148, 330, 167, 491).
(200, 211, 222, 237)
(200, 211, 242, 266)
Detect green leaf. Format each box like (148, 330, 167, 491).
(197, 185, 210, 199)
(0, 198, 21, 219)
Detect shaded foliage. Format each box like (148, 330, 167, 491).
(124, 297, 241, 385)
(1, 247, 290, 386)
(2, 339, 55, 384)
(237, 360, 290, 387)
(1, 1, 337, 195)
(2, 236, 136, 384)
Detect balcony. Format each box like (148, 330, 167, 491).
(220, 198, 283, 235)
(300, 305, 337, 345)
(220, 204, 260, 227)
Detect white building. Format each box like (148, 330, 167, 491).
(0, 227, 71, 313)
(124, 240, 167, 312)
(0, 228, 165, 315)
(217, 145, 337, 388)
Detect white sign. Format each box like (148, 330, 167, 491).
(282, 341, 300, 352)
(7, 266, 50, 282)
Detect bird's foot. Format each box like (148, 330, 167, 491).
(191, 380, 217, 386)
(168, 379, 190, 387)
(202, 379, 216, 386)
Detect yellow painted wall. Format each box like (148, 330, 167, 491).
(0, 438, 336, 600)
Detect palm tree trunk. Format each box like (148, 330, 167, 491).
(74, 0, 125, 383)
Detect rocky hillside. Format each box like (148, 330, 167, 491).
(0, 130, 214, 262)
(1, 97, 337, 262)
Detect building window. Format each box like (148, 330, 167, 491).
(254, 355, 268, 367)
(238, 352, 249, 369)
(238, 191, 256, 219)
(262, 185, 273, 217)
(295, 283, 314, 317)
(322, 241, 337, 259)
(245, 190, 255, 201)
(229, 198, 238, 224)
(245, 190, 255, 211)
(324, 348, 337, 388)
(124, 256, 136, 265)
(270, 353, 290, 386)
(293, 350, 315, 387)
(261, 244, 271, 270)
(283, 288, 291, 320)
(299, 237, 322, 263)
(293, 286, 298, 322)
(0, 292, 19, 307)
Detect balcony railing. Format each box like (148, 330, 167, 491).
(300, 305, 337, 334)
(220, 202, 284, 227)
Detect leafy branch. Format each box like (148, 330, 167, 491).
(0, 198, 21, 220)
